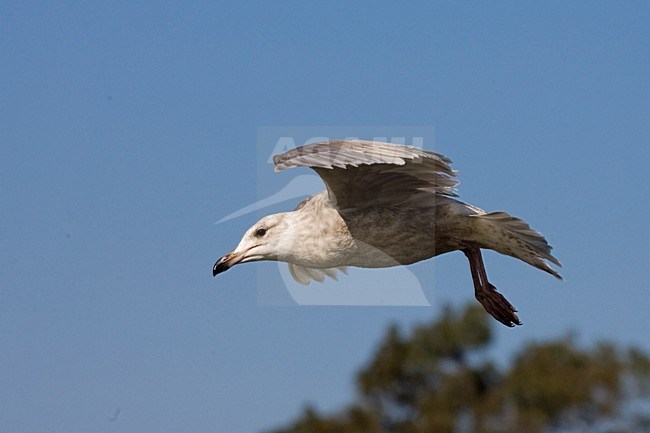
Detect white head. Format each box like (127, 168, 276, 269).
(213, 212, 295, 276)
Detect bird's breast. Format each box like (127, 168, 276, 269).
(286, 199, 469, 269)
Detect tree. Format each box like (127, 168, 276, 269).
(267, 305, 650, 433)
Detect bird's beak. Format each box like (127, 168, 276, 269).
(213, 244, 263, 277)
(212, 250, 245, 276)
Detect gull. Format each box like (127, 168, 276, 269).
(213, 140, 561, 327)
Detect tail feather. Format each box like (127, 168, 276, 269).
(471, 211, 562, 279)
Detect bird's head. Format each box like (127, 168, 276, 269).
(213, 212, 293, 276)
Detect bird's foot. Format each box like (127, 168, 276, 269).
(475, 283, 522, 327)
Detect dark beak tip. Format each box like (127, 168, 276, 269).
(212, 257, 230, 277)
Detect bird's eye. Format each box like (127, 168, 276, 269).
(256, 228, 267, 237)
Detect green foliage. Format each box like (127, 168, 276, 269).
(272, 406, 381, 433)
(504, 339, 621, 429)
(267, 305, 650, 433)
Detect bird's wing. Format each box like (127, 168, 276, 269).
(273, 140, 458, 209)
(288, 263, 349, 285)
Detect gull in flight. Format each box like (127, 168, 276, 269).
(213, 140, 561, 326)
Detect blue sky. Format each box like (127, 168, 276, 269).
(1, 1, 649, 432)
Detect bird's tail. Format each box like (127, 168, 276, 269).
(470, 211, 562, 279)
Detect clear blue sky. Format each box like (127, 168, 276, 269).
(1, 2, 649, 432)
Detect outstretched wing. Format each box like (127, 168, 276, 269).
(273, 140, 458, 210)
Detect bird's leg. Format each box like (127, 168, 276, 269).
(462, 246, 522, 327)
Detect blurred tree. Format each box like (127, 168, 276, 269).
(266, 305, 650, 433)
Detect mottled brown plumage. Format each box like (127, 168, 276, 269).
(214, 140, 561, 327)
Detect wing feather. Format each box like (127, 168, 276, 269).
(273, 140, 458, 209)
(288, 263, 349, 285)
